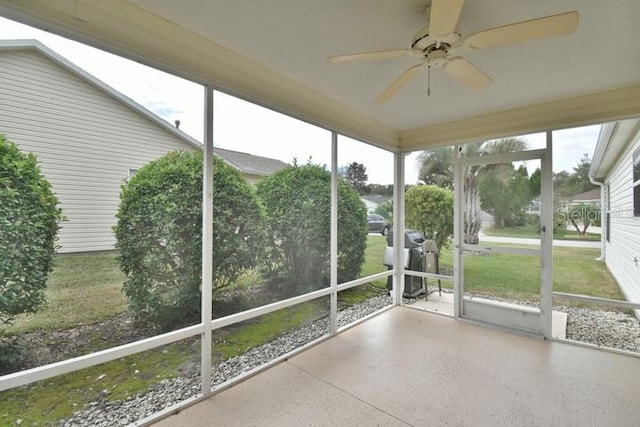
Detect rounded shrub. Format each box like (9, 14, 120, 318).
(405, 185, 454, 252)
(256, 164, 367, 294)
(115, 150, 264, 329)
(0, 134, 63, 326)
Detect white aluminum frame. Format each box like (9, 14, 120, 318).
(201, 86, 214, 396)
(330, 131, 338, 333)
(540, 130, 554, 338)
(453, 145, 463, 318)
(0, 97, 397, 411)
(392, 152, 405, 305)
(454, 142, 553, 336)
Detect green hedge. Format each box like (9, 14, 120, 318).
(256, 164, 367, 294)
(115, 151, 264, 329)
(0, 134, 62, 327)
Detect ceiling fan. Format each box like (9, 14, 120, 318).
(327, 0, 579, 103)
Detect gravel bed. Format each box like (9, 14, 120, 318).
(562, 306, 640, 352)
(59, 294, 392, 426)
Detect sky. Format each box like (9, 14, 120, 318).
(0, 17, 601, 184)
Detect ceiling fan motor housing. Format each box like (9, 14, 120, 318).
(412, 25, 462, 53)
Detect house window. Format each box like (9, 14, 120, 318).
(128, 168, 138, 181)
(634, 150, 640, 217)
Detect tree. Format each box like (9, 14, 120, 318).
(0, 134, 63, 326)
(567, 203, 599, 236)
(256, 164, 367, 295)
(418, 138, 528, 244)
(529, 167, 541, 198)
(344, 162, 368, 195)
(479, 164, 532, 228)
(417, 147, 454, 189)
(554, 154, 597, 198)
(115, 151, 265, 329)
(566, 153, 597, 195)
(405, 185, 454, 252)
(373, 199, 393, 220)
(365, 183, 393, 197)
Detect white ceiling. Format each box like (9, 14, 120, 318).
(131, 0, 640, 130)
(0, 0, 639, 151)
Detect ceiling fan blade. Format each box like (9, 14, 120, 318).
(328, 49, 416, 64)
(444, 57, 492, 91)
(429, 0, 465, 36)
(375, 63, 425, 103)
(465, 11, 579, 50)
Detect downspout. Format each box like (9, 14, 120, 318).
(589, 176, 605, 262)
(589, 121, 619, 263)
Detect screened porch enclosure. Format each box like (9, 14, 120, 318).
(1, 1, 640, 425)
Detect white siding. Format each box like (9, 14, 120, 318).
(0, 49, 196, 252)
(604, 128, 640, 306)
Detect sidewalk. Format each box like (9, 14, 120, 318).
(478, 232, 601, 249)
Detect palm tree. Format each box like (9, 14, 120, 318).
(417, 138, 528, 244)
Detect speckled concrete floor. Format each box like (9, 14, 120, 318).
(154, 307, 640, 427)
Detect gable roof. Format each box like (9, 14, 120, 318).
(590, 118, 640, 179)
(0, 39, 287, 177)
(568, 189, 600, 202)
(212, 147, 287, 177)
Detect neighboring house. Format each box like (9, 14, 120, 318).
(0, 39, 287, 253)
(213, 147, 287, 184)
(590, 118, 640, 314)
(564, 189, 601, 209)
(360, 195, 385, 213)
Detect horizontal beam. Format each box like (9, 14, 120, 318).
(336, 271, 392, 292)
(552, 292, 640, 310)
(460, 149, 546, 167)
(401, 85, 640, 151)
(0, 323, 202, 392)
(209, 287, 333, 331)
(403, 270, 453, 281)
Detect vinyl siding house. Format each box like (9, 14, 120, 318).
(0, 39, 287, 253)
(590, 118, 640, 314)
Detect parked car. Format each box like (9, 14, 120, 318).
(367, 214, 390, 235)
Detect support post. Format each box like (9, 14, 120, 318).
(392, 152, 405, 305)
(330, 132, 338, 333)
(200, 86, 214, 395)
(453, 145, 463, 318)
(540, 130, 554, 338)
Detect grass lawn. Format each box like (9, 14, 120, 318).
(437, 246, 623, 301)
(0, 237, 625, 424)
(337, 235, 389, 305)
(359, 234, 389, 288)
(5, 252, 127, 334)
(3, 236, 619, 334)
(483, 224, 600, 241)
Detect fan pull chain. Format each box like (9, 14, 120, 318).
(427, 66, 431, 97)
